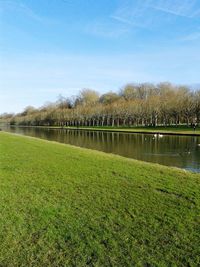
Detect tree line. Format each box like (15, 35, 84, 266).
(1, 82, 200, 127)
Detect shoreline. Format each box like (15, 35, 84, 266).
(7, 125, 200, 136)
(65, 127, 200, 136)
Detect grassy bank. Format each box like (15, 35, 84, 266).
(7, 125, 200, 135)
(0, 132, 200, 266)
(66, 125, 200, 136)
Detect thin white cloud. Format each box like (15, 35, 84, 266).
(150, 5, 190, 18)
(0, 0, 58, 25)
(19, 3, 53, 24)
(149, 0, 200, 18)
(110, 15, 148, 29)
(111, 0, 152, 29)
(111, 0, 200, 30)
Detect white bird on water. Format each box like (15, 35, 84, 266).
(153, 133, 163, 138)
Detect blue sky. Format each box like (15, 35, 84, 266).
(0, 0, 200, 113)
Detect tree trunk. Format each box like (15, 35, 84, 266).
(117, 118, 119, 127)
(107, 117, 110, 126)
(112, 118, 115, 127)
(101, 117, 104, 127)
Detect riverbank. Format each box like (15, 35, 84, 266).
(66, 125, 200, 136)
(8, 125, 200, 136)
(0, 132, 200, 266)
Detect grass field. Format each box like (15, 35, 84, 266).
(66, 125, 200, 135)
(0, 132, 200, 266)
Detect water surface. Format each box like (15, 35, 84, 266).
(3, 126, 200, 172)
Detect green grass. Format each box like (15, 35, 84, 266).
(0, 132, 200, 266)
(66, 125, 200, 135)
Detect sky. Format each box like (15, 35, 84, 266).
(0, 0, 200, 113)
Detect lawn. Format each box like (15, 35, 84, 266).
(0, 132, 200, 266)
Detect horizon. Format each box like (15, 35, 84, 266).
(1, 0, 200, 113)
